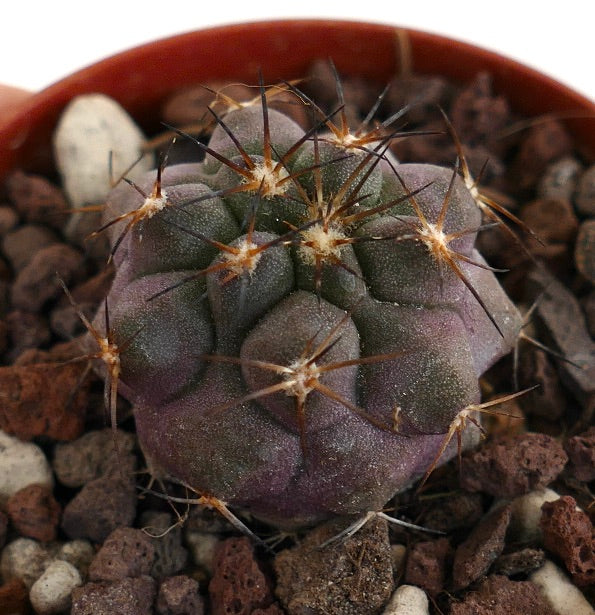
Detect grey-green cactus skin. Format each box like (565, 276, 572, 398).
(96, 99, 521, 528)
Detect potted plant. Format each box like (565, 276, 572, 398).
(0, 20, 593, 615)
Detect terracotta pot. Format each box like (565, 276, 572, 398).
(0, 19, 593, 182)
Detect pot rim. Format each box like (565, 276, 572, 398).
(1, 18, 593, 179)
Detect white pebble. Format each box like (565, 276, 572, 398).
(508, 487, 560, 543)
(29, 559, 82, 615)
(0, 430, 54, 506)
(529, 560, 594, 615)
(185, 531, 220, 575)
(0, 538, 56, 588)
(55, 539, 95, 577)
(382, 584, 429, 615)
(53, 93, 153, 208)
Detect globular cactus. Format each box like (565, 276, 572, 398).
(88, 83, 522, 529)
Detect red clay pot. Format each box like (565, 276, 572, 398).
(0, 19, 593, 181)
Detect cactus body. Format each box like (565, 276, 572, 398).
(96, 95, 521, 528)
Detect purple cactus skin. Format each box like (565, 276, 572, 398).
(94, 94, 521, 529)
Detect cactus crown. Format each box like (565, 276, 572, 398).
(86, 74, 522, 529)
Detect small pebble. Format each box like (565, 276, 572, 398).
(565, 427, 595, 482)
(537, 156, 583, 201)
(404, 537, 451, 597)
(508, 487, 561, 543)
(156, 575, 204, 615)
(575, 219, 595, 284)
(0, 537, 56, 588)
(529, 560, 594, 615)
(71, 575, 156, 615)
(88, 527, 155, 581)
(4, 310, 51, 360)
(1, 224, 59, 272)
(56, 540, 95, 578)
(0, 577, 29, 615)
(29, 559, 82, 615)
(540, 495, 595, 586)
(52, 428, 136, 488)
(0, 205, 19, 235)
(6, 483, 61, 542)
(391, 544, 407, 577)
(61, 475, 137, 543)
(140, 511, 187, 577)
(382, 584, 429, 615)
(53, 93, 152, 209)
(0, 430, 54, 506)
(493, 548, 546, 576)
(575, 164, 595, 216)
(185, 530, 220, 575)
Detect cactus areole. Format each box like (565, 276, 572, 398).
(96, 89, 521, 529)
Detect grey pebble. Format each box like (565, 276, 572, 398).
(538, 156, 583, 201)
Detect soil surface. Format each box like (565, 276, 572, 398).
(0, 58, 593, 614)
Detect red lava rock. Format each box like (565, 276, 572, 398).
(274, 517, 394, 615)
(11, 243, 86, 312)
(1, 224, 59, 272)
(6, 483, 61, 542)
(71, 575, 156, 615)
(450, 574, 557, 615)
(575, 219, 595, 284)
(4, 310, 51, 359)
(0, 577, 30, 615)
(209, 536, 277, 615)
(540, 495, 595, 586)
(460, 433, 568, 497)
(5, 170, 69, 230)
(565, 427, 595, 482)
(450, 72, 510, 147)
(89, 527, 156, 582)
(511, 120, 573, 190)
(404, 537, 451, 597)
(156, 575, 204, 615)
(493, 548, 546, 576)
(0, 361, 88, 441)
(61, 475, 137, 543)
(452, 503, 512, 590)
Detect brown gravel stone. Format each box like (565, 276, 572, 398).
(452, 503, 512, 590)
(565, 427, 595, 482)
(209, 536, 277, 615)
(156, 575, 204, 615)
(519, 197, 579, 245)
(518, 347, 566, 420)
(5, 310, 51, 358)
(540, 495, 595, 586)
(575, 219, 595, 284)
(5, 170, 69, 229)
(450, 574, 557, 615)
(140, 511, 188, 578)
(575, 164, 595, 216)
(1, 224, 59, 272)
(511, 120, 573, 190)
(89, 527, 155, 582)
(6, 484, 61, 542)
(450, 72, 510, 147)
(274, 517, 394, 615)
(0, 577, 30, 615)
(61, 475, 137, 543)
(404, 537, 451, 597)
(493, 548, 546, 576)
(52, 429, 137, 488)
(527, 267, 595, 405)
(460, 433, 568, 497)
(0, 205, 19, 235)
(11, 243, 86, 312)
(71, 575, 156, 615)
(0, 361, 88, 441)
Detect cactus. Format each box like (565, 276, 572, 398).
(86, 82, 522, 529)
